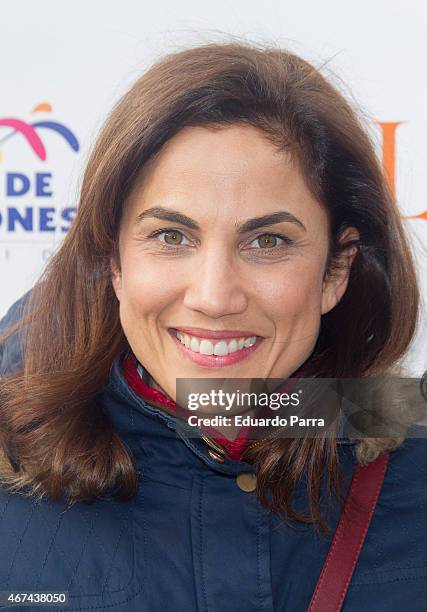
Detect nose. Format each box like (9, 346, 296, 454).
(183, 247, 248, 318)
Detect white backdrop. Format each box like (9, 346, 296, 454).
(0, 0, 426, 375)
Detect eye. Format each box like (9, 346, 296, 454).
(153, 229, 191, 246)
(248, 233, 291, 249)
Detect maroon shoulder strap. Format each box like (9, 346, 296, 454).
(308, 450, 390, 612)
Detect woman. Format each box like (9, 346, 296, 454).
(0, 40, 426, 611)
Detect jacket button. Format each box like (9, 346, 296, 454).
(208, 449, 225, 463)
(236, 472, 257, 492)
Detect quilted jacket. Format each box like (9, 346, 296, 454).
(0, 291, 426, 612)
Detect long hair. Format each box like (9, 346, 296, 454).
(0, 39, 421, 533)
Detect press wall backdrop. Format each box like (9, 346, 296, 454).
(0, 0, 426, 375)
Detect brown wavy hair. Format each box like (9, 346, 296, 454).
(0, 39, 422, 534)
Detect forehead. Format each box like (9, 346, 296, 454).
(135, 124, 292, 190)
(123, 124, 324, 227)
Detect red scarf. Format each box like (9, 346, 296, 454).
(123, 353, 305, 461)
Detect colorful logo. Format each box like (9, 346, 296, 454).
(0, 102, 79, 162)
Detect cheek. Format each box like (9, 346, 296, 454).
(254, 259, 325, 324)
(118, 252, 182, 324)
(263, 262, 325, 375)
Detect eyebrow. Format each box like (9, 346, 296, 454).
(135, 206, 306, 233)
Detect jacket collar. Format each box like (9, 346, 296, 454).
(103, 350, 256, 475)
(123, 352, 261, 461)
(103, 350, 356, 476)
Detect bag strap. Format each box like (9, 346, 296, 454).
(308, 450, 390, 612)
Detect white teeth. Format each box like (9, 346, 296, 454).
(199, 339, 214, 355)
(190, 337, 200, 352)
(213, 340, 228, 356)
(175, 331, 258, 356)
(228, 339, 238, 353)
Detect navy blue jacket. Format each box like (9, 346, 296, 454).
(0, 292, 427, 611)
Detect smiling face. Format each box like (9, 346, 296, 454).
(111, 124, 358, 400)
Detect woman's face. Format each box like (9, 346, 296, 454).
(111, 124, 357, 399)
